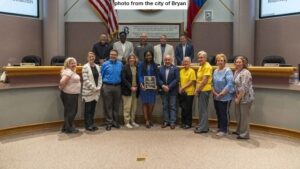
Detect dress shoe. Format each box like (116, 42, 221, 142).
(161, 122, 169, 128)
(150, 122, 154, 127)
(237, 136, 249, 140)
(106, 125, 112, 131)
(170, 124, 176, 129)
(66, 128, 79, 134)
(183, 125, 191, 129)
(232, 131, 239, 135)
(92, 126, 99, 131)
(194, 130, 208, 134)
(61, 128, 66, 133)
(86, 127, 94, 132)
(113, 124, 120, 129)
(145, 121, 151, 128)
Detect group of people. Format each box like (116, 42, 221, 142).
(58, 32, 254, 140)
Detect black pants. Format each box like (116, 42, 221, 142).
(214, 100, 231, 132)
(101, 84, 121, 126)
(179, 94, 194, 126)
(60, 91, 78, 131)
(84, 100, 97, 128)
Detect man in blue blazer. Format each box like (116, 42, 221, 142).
(175, 34, 194, 65)
(158, 55, 179, 129)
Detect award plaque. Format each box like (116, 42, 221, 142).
(144, 76, 157, 89)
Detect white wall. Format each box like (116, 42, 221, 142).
(64, 0, 233, 23)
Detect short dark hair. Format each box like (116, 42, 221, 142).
(110, 49, 118, 55)
(119, 31, 126, 36)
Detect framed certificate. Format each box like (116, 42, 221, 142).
(144, 76, 157, 89)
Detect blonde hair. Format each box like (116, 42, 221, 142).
(234, 56, 248, 69)
(127, 54, 138, 66)
(63, 57, 77, 71)
(215, 53, 227, 63)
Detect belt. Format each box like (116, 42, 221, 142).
(103, 82, 121, 86)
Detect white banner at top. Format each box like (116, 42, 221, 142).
(114, 0, 188, 10)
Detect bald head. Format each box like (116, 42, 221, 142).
(163, 55, 173, 66)
(140, 32, 148, 45)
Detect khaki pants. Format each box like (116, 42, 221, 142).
(122, 93, 137, 124)
(235, 101, 252, 138)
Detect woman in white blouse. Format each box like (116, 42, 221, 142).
(82, 52, 102, 131)
(59, 57, 81, 134)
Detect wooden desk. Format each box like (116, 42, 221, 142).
(1, 66, 297, 89)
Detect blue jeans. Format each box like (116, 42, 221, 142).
(161, 93, 177, 125)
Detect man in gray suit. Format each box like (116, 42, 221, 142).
(154, 35, 175, 66)
(134, 32, 154, 62)
(113, 32, 134, 64)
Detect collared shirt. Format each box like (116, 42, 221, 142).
(213, 67, 234, 101)
(101, 60, 122, 84)
(92, 42, 112, 63)
(165, 66, 170, 81)
(196, 62, 212, 91)
(182, 44, 186, 57)
(180, 67, 196, 95)
(134, 43, 154, 61)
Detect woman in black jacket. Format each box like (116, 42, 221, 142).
(121, 54, 140, 128)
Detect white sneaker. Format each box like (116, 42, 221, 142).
(131, 122, 140, 127)
(125, 123, 133, 129)
(216, 131, 226, 137)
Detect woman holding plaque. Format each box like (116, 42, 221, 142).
(138, 50, 158, 128)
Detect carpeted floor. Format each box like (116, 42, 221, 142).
(1, 126, 300, 169)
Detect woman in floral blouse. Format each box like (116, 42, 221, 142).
(233, 56, 254, 139)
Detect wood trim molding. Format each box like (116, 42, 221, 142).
(2, 66, 295, 78)
(1, 117, 299, 139)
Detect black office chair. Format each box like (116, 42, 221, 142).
(261, 55, 286, 66)
(51, 56, 65, 66)
(21, 55, 42, 66)
(208, 55, 216, 66)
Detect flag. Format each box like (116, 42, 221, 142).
(88, 0, 119, 36)
(186, 0, 207, 38)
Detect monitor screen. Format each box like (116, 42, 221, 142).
(0, 0, 39, 18)
(260, 0, 300, 18)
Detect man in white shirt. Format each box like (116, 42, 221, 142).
(113, 31, 134, 64)
(154, 35, 175, 66)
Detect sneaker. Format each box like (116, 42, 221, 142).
(131, 122, 140, 127)
(216, 131, 226, 137)
(125, 123, 133, 129)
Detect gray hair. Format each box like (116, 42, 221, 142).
(183, 57, 191, 62)
(197, 50, 207, 58)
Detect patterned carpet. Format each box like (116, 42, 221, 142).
(1, 126, 300, 169)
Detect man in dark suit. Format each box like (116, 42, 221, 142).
(175, 34, 194, 65)
(158, 55, 179, 129)
(92, 33, 113, 65)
